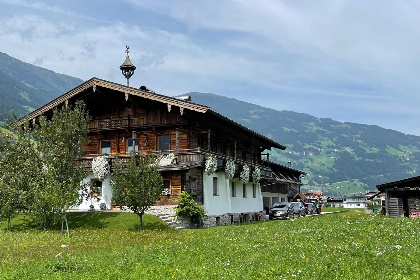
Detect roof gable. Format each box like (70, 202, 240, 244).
(21, 77, 285, 150)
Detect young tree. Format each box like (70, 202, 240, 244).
(0, 125, 37, 230)
(29, 101, 89, 229)
(0, 101, 89, 230)
(112, 152, 163, 230)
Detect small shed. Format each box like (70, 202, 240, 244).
(376, 176, 420, 217)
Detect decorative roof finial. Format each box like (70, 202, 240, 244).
(120, 45, 136, 87)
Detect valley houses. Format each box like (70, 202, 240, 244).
(22, 77, 304, 226)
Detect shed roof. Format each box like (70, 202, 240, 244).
(376, 175, 420, 192)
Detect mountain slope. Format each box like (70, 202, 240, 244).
(0, 52, 83, 119)
(186, 92, 420, 195)
(1, 52, 418, 196)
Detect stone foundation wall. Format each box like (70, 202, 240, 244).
(203, 211, 265, 228)
(146, 205, 266, 229)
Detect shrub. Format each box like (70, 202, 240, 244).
(175, 191, 206, 225)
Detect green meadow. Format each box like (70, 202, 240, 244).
(0, 211, 419, 279)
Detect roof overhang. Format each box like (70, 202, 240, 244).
(19, 77, 210, 124)
(376, 175, 420, 192)
(18, 78, 287, 151)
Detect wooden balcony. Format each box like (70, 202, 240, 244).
(76, 148, 273, 176)
(87, 115, 184, 131)
(77, 148, 205, 171)
(87, 117, 145, 132)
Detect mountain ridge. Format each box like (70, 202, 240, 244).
(1, 52, 418, 196)
(0, 52, 83, 119)
(185, 91, 420, 195)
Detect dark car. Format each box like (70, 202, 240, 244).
(304, 203, 315, 215)
(290, 201, 306, 217)
(269, 202, 294, 220)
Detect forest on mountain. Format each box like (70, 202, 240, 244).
(187, 92, 420, 196)
(0, 52, 83, 120)
(2, 52, 419, 196)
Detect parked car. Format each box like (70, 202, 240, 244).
(308, 198, 322, 214)
(304, 203, 316, 215)
(269, 202, 294, 220)
(290, 201, 306, 217)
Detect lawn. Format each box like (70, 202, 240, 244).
(0, 211, 419, 279)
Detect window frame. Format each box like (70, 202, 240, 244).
(127, 138, 139, 153)
(162, 179, 171, 196)
(100, 140, 111, 155)
(213, 177, 218, 196)
(91, 179, 103, 197)
(243, 183, 247, 198)
(252, 184, 256, 198)
(158, 135, 170, 153)
(231, 181, 236, 197)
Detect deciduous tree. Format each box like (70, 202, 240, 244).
(112, 152, 163, 230)
(0, 101, 89, 230)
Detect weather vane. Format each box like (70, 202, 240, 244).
(120, 45, 136, 89)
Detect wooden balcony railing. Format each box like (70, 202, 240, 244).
(76, 148, 274, 179)
(87, 117, 147, 131)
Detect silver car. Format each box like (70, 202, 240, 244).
(290, 201, 306, 217)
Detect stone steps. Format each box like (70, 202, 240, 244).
(145, 206, 182, 229)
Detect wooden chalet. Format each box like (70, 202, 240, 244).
(376, 176, 420, 218)
(23, 77, 304, 226)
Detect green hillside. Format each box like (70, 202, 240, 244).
(186, 92, 420, 195)
(1, 52, 418, 196)
(0, 52, 83, 120)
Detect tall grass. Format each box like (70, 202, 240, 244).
(0, 211, 419, 279)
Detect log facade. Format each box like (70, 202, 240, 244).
(23, 78, 304, 226)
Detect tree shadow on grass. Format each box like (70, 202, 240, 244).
(1, 212, 173, 232)
(131, 214, 173, 231)
(66, 211, 119, 229)
(67, 212, 173, 231)
(0, 215, 38, 231)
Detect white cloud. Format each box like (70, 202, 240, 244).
(1, 0, 420, 134)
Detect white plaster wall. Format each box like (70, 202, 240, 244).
(231, 180, 263, 213)
(73, 173, 113, 210)
(203, 172, 263, 215)
(343, 202, 367, 208)
(203, 172, 230, 215)
(261, 192, 288, 208)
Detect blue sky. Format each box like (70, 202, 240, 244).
(1, 1, 420, 135)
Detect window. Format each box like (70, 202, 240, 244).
(243, 183, 247, 198)
(91, 180, 102, 197)
(162, 179, 171, 196)
(252, 184, 256, 198)
(213, 177, 218, 196)
(127, 138, 138, 153)
(100, 140, 111, 154)
(231, 182, 236, 197)
(158, 135, 170, 153)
